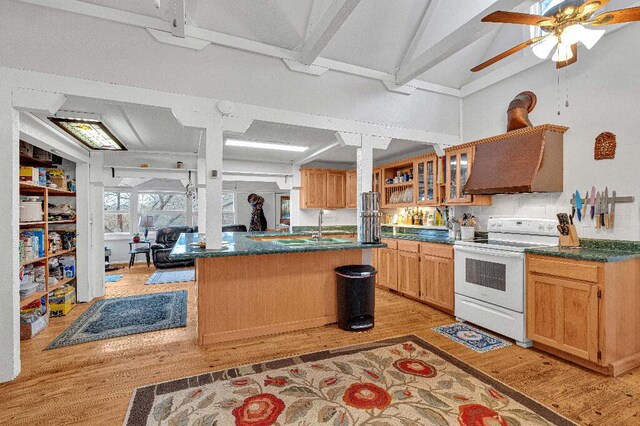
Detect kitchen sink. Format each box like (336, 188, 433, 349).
(270, 238, 355, 246)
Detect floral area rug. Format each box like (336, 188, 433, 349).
(433, 323, 513, 353)
(124, 335, 575, 425)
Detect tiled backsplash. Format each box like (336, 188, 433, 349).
(457, 193, 640, 241)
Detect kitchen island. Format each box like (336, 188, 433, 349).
(171, 232, 385, 345)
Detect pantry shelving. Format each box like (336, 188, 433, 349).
(18, 148, 77, 322)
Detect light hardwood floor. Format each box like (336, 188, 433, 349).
(2, 264, 639, 425)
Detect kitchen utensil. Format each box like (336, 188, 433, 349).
(575, 190, 582, 221)
(595, 191, 601, 229)
(610, 190, 616, 229)
(582, 188, 589, 219)
(589, 187, 596, 220)
(603, 187, 609, 227)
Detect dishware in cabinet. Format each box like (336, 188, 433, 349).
(415, 154, 439, 206)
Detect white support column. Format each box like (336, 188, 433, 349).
(87, 152, 105, 301)
(0, 86, 21, 382)
(205, 121, 223, 249)
(196, 156, 207, 233)
(173, 108, 223, 249)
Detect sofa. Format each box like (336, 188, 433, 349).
(151, 226, 195, 269)
(151, 225, 247, 268)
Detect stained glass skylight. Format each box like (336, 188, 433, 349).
(49, 117, 127, 151)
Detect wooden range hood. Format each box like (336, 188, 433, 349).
(464, 124, 568, 195)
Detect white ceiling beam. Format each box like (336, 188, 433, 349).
(398, 0, 438, 71)
(294, 141, 340, 166)
(15, 0, 460, 98)
(297, 0, 362, 65)
(396, 0, 535, 86)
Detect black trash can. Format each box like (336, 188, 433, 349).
(335, 265, 376, 331)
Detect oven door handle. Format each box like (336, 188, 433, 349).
(454, 246, 524, 258)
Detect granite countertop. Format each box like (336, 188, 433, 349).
(526, 239, 640, 263)
(380, 231, 455, 245)
(170, 231, 385, 259)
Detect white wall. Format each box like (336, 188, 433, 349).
(461, 24, 640, 241)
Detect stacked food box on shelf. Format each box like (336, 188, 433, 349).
(49, 255, 76, 283)
(20, 298, 48, 340)
(19, 263, 46, 300)
(19, 227, 45, 262)
(49, 284, 76, 317)
(19, 166, 47, 186)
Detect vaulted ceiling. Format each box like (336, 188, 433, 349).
(19, 0, 638, 96)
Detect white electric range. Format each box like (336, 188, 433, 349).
(453, 218, 559, 347)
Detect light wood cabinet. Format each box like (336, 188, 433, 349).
(526, 254, 640, 376)
(326, 171, 346, 208)
(527, 273, 599, 362)
(372, 168, 382, 196)
(300, 169, 327, 209)
(345, 170, 357, 208)
(444, 146, 491, 206)
(377, 248, 398, 290)
(376, 238, 453, 314)
(414, 154, 439, 206)
(419, 254, 454, 313)
(300, 168, 348, 209)
(397, 249, 420, 298)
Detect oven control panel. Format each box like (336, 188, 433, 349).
(487, 218, 558, 236)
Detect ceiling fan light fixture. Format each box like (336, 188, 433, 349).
(579, 28, 605, 49)
(552, 42, 575, 62)
(561, 24, 605, 49)
(532, 35, 559, 59)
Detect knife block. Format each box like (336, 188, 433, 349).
(559, 225, 580, 248)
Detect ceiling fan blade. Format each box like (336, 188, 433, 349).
(556, 44, 578, 69)
(482, 11, 554, 26)
(588, 6, 640, 26)
(579, 0, 610, 17)
(471, 36, 546, 72)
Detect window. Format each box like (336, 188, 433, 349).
(222, 192, 235, 225)
(104, 192, 131, 233)
(138, 193, 187, 230)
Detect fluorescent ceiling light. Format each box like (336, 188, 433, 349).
(49, 117, 126, 151)
(225, 139, 309, 152)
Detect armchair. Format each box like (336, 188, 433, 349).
(151, 226, 195, 269)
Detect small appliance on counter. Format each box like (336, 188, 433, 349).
(359, 192, 381, 244)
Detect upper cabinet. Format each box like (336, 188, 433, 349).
(445, 146, 491, 206)
(300, 169, 328, 209)
(381, 160, 414, 208)
(346, 170, 357, 209)
(326, 170, 346, 209)
(300, 168, 348, 209)
(414, 154, 439, 206)
(372, 168, 382, 196)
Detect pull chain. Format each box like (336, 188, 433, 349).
(557, 71, 561, 116)
(565, 67, 570, 109)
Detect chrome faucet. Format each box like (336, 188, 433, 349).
(312, 210, 324, 241)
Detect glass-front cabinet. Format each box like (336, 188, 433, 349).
(415, 154, 438, 206)
(445, 146, 473, 204)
